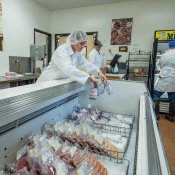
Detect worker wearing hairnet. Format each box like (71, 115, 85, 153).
(153, 40, 175, 122)
(37, 30, 107, 84)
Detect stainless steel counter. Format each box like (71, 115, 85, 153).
(0, 74, 38, 85)
(0, 74, 39, 89)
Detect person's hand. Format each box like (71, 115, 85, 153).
(100, 66, 108, 71)
(98, 71, 108, 82)
(88, 75, 100, 83)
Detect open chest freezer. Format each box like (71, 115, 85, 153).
(0, 79, 171, 175)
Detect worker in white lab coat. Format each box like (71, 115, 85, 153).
(37, 30, 107, 84)
(88, 40, 107, 71)
(153, 40, 175, 122)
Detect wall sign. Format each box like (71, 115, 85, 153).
(111, 18, 133, 45)
(119, 46, 128, 52)
(155, 30, 175, 41)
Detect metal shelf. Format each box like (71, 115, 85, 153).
(127, 50, 151, 85)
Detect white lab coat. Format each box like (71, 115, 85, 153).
(37, 44, 100, 84)
(155, 49, 175, 92)
(89, 49, 103, 69)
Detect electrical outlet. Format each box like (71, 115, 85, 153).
(14, 59, 19, 63)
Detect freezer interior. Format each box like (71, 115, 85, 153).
(0, 79, 170, 175)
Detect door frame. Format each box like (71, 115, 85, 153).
(34, 28, 52, 63)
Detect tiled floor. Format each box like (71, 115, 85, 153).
(158, 114, 175, 175)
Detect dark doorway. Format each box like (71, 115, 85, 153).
(34, 28, 52, 64)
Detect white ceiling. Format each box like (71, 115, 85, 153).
(34, 0, 136, 10)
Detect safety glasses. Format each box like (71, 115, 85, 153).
(79, 41, 87, 46)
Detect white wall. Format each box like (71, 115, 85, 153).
(51, 0, 175, 62)
(0, 0, 51, 74)
(0, 0, 175, 74)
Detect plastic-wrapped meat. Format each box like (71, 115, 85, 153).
(59, 133, 66, 141)
(86, 152, 107, 175)
(98, 166, 108, 175)
(76, 136, 83, 143)
(16, 157, 31, 172)
(76, 160, 91, 175)
(55, 149, 62, 157)
(47, 137, 62, 152)
(102, 133, 122, 143)
(86, 140, 98, 150)
(5, 72, 17, 76)
(115, 114, 133, 125)
(16, 157, 50, 175)
(78, 141, 85, 148)
(16, 167, 29, 175)
(69, 149, 83, 167)
(93, 160, 102, 174)
(56, 144, 78, 164)
(62, 153, 71, 163)
(86, 139, 104, 154)
(56, 150, 71, 163)
(17, 145, 28, 161)
(16, 157, 44, 175)
(40, 165, 56, 175)
(86, 152, 93, 162)
(102, 138, 119, 158)
(67, 136, 76, 144)
(80, 138, 88, 147)
(42, 123, 55, 137)
(73, 136, 79, 144)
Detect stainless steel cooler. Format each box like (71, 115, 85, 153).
(0, 79, 171, 175)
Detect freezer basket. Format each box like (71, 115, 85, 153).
(113, 113, 135, 128)
(88, 122, 132, 163)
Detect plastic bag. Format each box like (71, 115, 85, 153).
(15, 167, 29, 175)
(53, 157, 68, 175)
(97, 80, 106, 96)
(47, 136, 62, 152)
(17, 145, 28, 161)
(89, 83, 98, 99)
(42, 123, 55, 137)
(106, 83, 113, 95)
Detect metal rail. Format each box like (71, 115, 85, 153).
(0, 82, 83, 135)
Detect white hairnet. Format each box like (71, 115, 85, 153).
(66, 30, 87, 45)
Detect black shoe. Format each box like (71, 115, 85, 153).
(156, 114, 160, 120)
(165, 115, 174, 122)
(154, 101, 160, 120)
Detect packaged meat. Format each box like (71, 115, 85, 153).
(102, 138, 119, 158)
(42, 123, 55, 137)
(115, 114, 133, 125)
(16, 157, 31, 172)
(47, 136, 62, 152)
(16, 167, 29, 175)
(53, 157, 68, 175)
(102, 133, 122, 143)
(16, 146, 28, 161)
(5, 72, 17, 77)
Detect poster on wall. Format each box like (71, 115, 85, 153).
(155, 30, 175, 41)
(111, 18, 133, 45)
(0, 0, 3, 51)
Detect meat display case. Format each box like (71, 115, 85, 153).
(0, 79, 171, 175)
